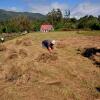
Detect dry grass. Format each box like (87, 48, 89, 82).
(19, 49, 28, 58)
(16, 37, 32, 46)
(56, 41, 66, 48)
(0, 44, 6, 51)
(5, 48, 18, 61)
(35, 52, 58, 63)
(0, 31, 100, 100)
(5, 66, 22, 82)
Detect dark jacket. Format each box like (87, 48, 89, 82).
(42, 40, 54, 49)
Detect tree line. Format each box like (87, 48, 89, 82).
(0, 8, 100, 33)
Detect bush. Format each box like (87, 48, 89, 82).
(91, 23, 100, 30)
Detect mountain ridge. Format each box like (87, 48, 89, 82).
(0, 9, 46, 21)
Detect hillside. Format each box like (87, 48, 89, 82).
(0, 9, 46, 21)
(0, 31, 100, 100)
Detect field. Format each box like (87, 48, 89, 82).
(0, 31, 100, 100)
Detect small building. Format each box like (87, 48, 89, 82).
(40, 24, 54, 32)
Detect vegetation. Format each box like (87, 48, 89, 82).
(0, 9, 45, 21)
(0, 8, 100, 34)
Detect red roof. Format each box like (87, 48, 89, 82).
(41, 24, 53, 30)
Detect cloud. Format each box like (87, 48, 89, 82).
(5, 1, 100, 18)
(28, 1, 100, 18)
(51, 2, 67, 11)
(7, 7, 18, 12)
(7, 6, 24, 12)
(71, 3, 100, 18)
(29, 2, 68, 15)
(23, 0, 100, 17)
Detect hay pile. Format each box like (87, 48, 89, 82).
(5, 48, 28, 61)
(19, 49, 28, 58)
(56, 41, 66, 48)
(6, 49, 18, 60)
(16, 37, 32, 46)
(0, 38, 32, 84)
(0, 64, 34, 84)
(0, 56, 23, 81)
(16, 67, 35, 85)
(5, 66, 22, 82)
(0, 57, 36, 84)
(0, 37, 58, 85)
(36, 52, 58, 63)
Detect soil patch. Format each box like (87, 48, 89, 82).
(96, 87, 100, 93)
(78, 47, 100, 67)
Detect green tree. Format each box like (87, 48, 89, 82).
(56, 9, 63, 22)
(98, 15, 100, 22)
(64, 9, 70, 19)
(91, 23, 100, 30)
(5, 16, 33, 33)
(78, 15, 99, 30)
(47, 8, 63, 26)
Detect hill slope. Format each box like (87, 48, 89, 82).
(0, 9, 46, 21)
(0, 31, 100, 100)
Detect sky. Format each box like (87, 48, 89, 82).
(0, 0, 100, 18)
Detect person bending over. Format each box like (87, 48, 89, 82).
(42, 40, 56, 53)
